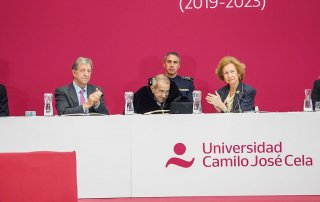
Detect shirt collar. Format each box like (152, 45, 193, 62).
(73, 81, 87, 93)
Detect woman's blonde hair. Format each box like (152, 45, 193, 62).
(216, 56, 245, 81)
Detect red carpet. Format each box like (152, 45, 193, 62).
(79, 196, 320, 202)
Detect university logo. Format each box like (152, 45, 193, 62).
(165, 143, 195, 168)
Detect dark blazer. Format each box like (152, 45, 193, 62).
(311, 79, 320, 110)
(0, 84, 9, 116)
(217, 82, 256, 113)
(170, 75, 195, 102)
(55, 83, 109, 115)
(133, 82, 181, 114)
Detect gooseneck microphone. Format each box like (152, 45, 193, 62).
(235, 91, 243, 113)
(235, 83, 245, 113)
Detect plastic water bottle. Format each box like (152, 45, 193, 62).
(303, 89, 313, 112)
(44, 93, 53, 116)
(124, 92, 134, 115)
(192, 90, 202, 114)
(254, 106, 260, 113)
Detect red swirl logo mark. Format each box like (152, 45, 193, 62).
(165, 143, 195, 168)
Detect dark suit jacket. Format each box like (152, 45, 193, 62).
(55, 83, 109, 115)
(311, 79, 320, 110)
(217, 82, 256, 113)
(0, 84, 9, 116)
(170, 75, 195, 102)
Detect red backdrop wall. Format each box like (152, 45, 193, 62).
(0, 0, 319, 115)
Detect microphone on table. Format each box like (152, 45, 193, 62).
(235, 90, 257, 113)
(235, 91, 243, 113)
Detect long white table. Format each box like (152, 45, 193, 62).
(1, 112, 319, 198)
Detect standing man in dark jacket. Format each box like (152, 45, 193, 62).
(163, 52, 195, 102)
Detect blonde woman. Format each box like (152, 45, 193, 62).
(206, 56, 256, 113)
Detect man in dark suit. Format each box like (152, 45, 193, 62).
(55, 57, 109, 115)
(133, 74, 181, 114)
(0, 84, 9, 116)
(311, 79, 320, 110)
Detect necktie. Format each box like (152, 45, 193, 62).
(80, 89, 86, 105)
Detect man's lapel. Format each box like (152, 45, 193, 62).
(68, 83, 79, 106)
